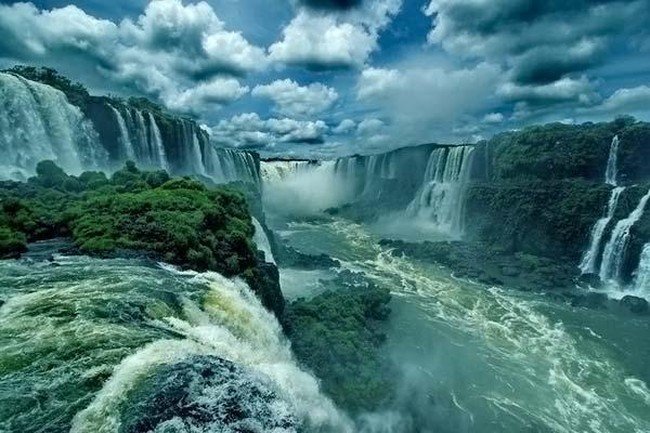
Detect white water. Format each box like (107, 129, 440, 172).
(69, 267, 351, 433)
(0, 72, 106, 179)
(252, 217, 276, 264)
(107, 104, 135, 161)
(605, 135, 620, 186)
(579, 186, 626, 274)
(633, 244, 650, 295)
(599, 188, 650, 284)
(147, 112, 167, 170)
(261, 160, 313, 182)
(406, 146, 476, 236)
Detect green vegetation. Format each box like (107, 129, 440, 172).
(488, 117, 649, 182)
(465, 179, 611, 260)
(284, 271, 392, 412)
(3, 65, 90, 107)
(0, 161, 256, 277)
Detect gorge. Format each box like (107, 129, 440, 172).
(1, 68, 650, 433)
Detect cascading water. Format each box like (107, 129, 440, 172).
(406, 146, 476, 235)
(107, 104, 135, 161)
(599, 188, 650, 284)
(0, 253, 352, 433)
(579, 186, 626, 274)
(605, 135, 620, 186)
(147, 112, 167, 170)
(252, 217, 276, 264)
(0, 72, 106, 180)
(633, 243, 650, 294)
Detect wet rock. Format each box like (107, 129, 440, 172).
(578, 273, 602, 289)
(620, 295, 649, 314)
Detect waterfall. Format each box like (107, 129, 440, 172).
(147, 112, 167, 170)
(107, 104, 135, 161)
(579, 186, 626, 274)
(260, 160, 312, 182)
(605, 135, 620, 186)
(252, 217, 275, 264)
(599, 188, 650, 284)
(406, 146, 476, 235)
(0, 72, 106, 179)
(633, 244, 650, 294)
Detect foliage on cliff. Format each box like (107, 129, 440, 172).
(465, 179, 612, 260)
(284, 271, 392, 412)
(488, 117, 650, 182)
(0, 161, 257, 277)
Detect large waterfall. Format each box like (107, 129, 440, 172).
(406, 146, 476, 235)
(0, 72, 107, 180)
(599, 188, 650, 284)
(0, 72, 260, 186)
(579, 186, 626, 274)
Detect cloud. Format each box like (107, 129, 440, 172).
(424, 0, 650, 85)
(212, 113, 329, 149)
(498, 76, 600, 106)
(269, 0, 401, 70)
(578, 85, 650, 118)
(0, 0, 266, 114)
(333, 119, 356, 134)
(252, 79, 339, 117)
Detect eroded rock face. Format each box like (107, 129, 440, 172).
(620, 295, 649, 315)
(120, 356, 298, 433)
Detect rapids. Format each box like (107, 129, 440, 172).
(0, 247, 351, 433)
(273, 217, 650, 433)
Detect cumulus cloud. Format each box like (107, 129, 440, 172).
(269, 0, 401, 70)
(0, 0, 265, 113)
(252, 79, 339, 117)
(333, 119, 356, 134)
(212, 113, 329, 149)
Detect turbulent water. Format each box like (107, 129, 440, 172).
(0, 247, 352, 433)
(580, 186, 626, 274)
(406, 146, 475, 236)
(0, 72, 107, 180)
(274, 217, 650, 433)
(599, 188, 650, 284)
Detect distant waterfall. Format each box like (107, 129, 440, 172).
(633, 244, 650, 294)
(107, 104, 135, 160)
(579, 186, 626, 274)
(605, 135, 620, 186)
(406, 146, 476, 235)
(599, 188, 650, 284)
(252, 217, 275, 264)
(260, 160, 313, 182)
(0, 72, 107, 179)
(360, 153, 397, 197)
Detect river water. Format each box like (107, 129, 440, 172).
(275, 217, 650, 433)
(1, 217, 650, 432)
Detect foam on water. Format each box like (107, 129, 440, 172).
(285, 218, 650, 433)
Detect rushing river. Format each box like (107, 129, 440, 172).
(275, 217, 650, 433)
(0, 242, 351, 433)
(2, 217, 650, 433)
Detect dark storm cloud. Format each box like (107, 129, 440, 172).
(298, 0, 362, 10)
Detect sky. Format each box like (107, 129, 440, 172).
(1, 0, 650, 158)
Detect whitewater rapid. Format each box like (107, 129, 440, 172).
(0, 251, 352, 433)
(275, 218, 650, 433)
